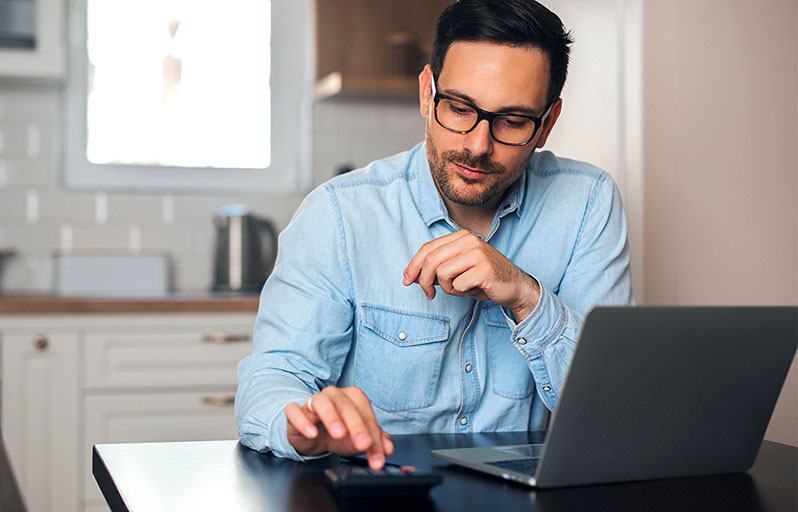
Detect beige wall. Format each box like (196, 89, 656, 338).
(643, 0, 797, 445)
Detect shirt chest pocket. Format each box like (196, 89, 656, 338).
(355, 304, 450, 412)
(485, 304, 534, 399)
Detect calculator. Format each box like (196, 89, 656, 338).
(324, 463, 443, 497)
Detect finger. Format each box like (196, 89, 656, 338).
(403, 230, 471, 286)
(414, 237, 473, 299)
(382, 431, 394, 456)
(285, 402, 319, 439)
(451, 267, 489, 299)
(310, 391, 349, 440)
(346, 388, 386, 469)
(331, 393, 375, 453)
(434, 250, 482, 297)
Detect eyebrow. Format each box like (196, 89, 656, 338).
(442, 87, 545, 117)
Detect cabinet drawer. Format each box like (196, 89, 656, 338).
(83, 330, 252, 389)
(82, 391, 238, 503)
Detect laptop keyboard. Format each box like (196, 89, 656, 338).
(484, 458, 539, 475)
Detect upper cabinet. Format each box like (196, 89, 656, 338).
(0, 0, 65, 81)
(314, 0, 450, 100)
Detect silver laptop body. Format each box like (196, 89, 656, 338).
(431, 306, 797, 488)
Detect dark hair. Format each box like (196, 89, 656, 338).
(431, 0, 573, 105)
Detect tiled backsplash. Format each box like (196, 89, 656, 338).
(0, 83, 424, 293)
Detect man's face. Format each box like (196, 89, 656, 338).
(421, 41, 559, 208)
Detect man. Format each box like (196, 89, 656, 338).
(236, 0, 633, 471)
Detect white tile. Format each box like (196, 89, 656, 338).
(190, 225, 215, 255)
(161, 195, 175, 224)
(137, 223, 194, 254)
(106, 194, 164, 223)
(1, 225, 60, 256)
(0, 190, 28, 222)
(1, 255, 52, 293)
(27, 123, 41, 158)
(94, 192, 108, 225)
(173, 259, 213, 292)
(71, 226, 129, 251)
(25, 189, 39, 224)
(0, 157, 59, 189)
(0, 159, 7, 188)
(39, 190, 96, 224)
(0, 87, 59, 122)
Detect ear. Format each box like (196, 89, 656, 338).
(534, 98, 563, 149)
(418, 65, 433, 119)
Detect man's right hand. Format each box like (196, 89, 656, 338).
(284, 386, 393, 470)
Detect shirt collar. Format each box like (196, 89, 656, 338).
(412, 142, 530, 226)
(413, 144, 450, 226)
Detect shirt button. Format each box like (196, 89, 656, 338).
(542, 386, 551, 391)
(397, 331, 407, 341)
(460, 417, 468, 426)
(465, 363, 472, 373)
(517, 338, 527, 345)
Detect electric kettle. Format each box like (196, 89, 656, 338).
(212, 204, 278, 293)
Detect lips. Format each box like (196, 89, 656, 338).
(454, 163, 490, 180)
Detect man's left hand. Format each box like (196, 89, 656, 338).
(403, 230, 540, 323)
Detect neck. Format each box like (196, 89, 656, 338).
(440, 192, 504, 239)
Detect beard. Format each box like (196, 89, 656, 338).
(425, 130, 531, 207)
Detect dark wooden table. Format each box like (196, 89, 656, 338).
(93, 432, 797, 512)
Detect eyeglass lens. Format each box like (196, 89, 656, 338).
(435, 98, 538, 145)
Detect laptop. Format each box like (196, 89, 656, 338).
(431, 306, 797, 488)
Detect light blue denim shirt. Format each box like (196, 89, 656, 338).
(236, 142, 633, 460)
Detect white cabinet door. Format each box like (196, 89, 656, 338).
(82, 391, 238, 504)
(1, 332, 79, 512)
(83, 330, 251, 389)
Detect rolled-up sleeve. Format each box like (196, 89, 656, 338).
(235, 185, 354, 460)
(501, 173, 634, 410)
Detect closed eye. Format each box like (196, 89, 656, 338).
(497, 116, 532, 129)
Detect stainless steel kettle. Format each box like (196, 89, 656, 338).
(212, 205, 278, 293)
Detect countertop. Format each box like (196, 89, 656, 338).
(0, 293, 260, 314)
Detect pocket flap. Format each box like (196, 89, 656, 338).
(360, 303, 449, 346)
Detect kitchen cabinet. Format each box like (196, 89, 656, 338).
(1, 310, 255, 512)
(0, 0, 65, 81)
(1, 332, 80, 512)
(315, 0, 451, 99)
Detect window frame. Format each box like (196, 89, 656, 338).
(62, 0, 314, 194)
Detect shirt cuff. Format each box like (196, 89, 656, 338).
(500, 276, 567, 358)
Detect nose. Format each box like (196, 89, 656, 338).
(462, 119, 493, 157)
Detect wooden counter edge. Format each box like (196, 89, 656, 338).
(0, 295, 260, 314)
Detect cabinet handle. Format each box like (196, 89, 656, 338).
(33, 334, 48, 351)
(202, 395, 236, 407)
(201, 333, 251, 344)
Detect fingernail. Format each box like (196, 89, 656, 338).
(370, 453, 384, 468)
(304, 425, 318, 438)
(356, 433, 371, 449)
(331, 422, 347, 438)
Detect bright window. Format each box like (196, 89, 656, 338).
(64, 0, 312, 193)
(86, 0, 271, 169)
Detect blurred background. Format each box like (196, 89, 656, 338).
(0, 0, 795, 510)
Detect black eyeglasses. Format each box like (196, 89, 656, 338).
(431, 79, 552, 146)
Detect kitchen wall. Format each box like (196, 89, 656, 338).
(0, 86, 424, 294)
(1, 0, 794, 443)
(643, 0, 798, 445)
